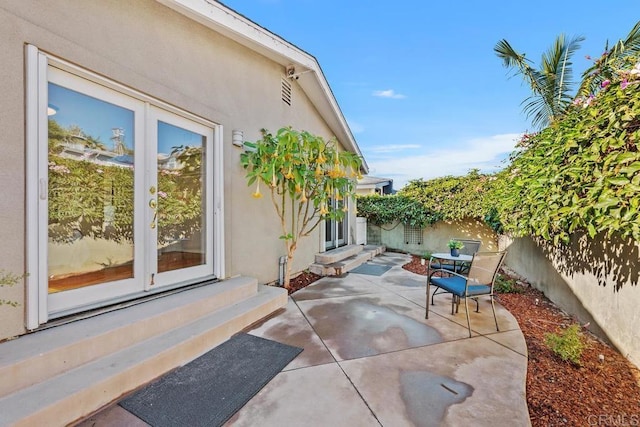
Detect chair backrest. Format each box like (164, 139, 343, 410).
(453, 238, 482, 256)
(467, 251, 506, 286)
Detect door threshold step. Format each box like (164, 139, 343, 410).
(0, 285, 287, 427)
(0, 276, 258, 399)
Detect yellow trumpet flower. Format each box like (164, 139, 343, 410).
(319, 203, 328, 215)
(252, 181, 263, 199)
(285, 167, 294, 180)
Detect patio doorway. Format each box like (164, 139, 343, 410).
(27, 47, 223, 325)
(324, 198, 348, 250)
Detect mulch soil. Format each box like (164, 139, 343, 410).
(288, 256, 640, 426)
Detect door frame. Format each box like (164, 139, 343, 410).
(25, 45, 225, 328)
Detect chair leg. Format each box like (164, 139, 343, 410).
(490, 295, 499, 332)
(425, 285, 430, 320)
(431, 287, 439, 305)
(464, 297, 472, 338)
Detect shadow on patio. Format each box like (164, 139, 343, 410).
(231, 251, 530, 426)
(81, 252, 530, 427)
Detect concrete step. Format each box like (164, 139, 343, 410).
(314, 244, 363, 264)
(0, 284, 287, 427)
(363, 244, 386, 257)
(309, 248, 373, 276)
(0, 276, 259, 399)
(310, 245, 386, 276)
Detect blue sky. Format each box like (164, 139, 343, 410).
(221, 0, 639, 189)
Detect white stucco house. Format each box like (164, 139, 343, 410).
(0, 1, 368, 424)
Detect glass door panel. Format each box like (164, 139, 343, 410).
(156, 121, 206, 273)
(337, 199, 346, 247)
(324, 197, 348, 250)
(325, 213, 335, 250)
(148, 108, 213, 289)
(47, 83, 136, 294)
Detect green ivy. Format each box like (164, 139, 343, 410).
(356, 194, 438, 228)
(496, 63, 640, 244)
(401, 169, 499, 222)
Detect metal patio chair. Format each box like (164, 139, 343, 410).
(426, 251, 506, 337)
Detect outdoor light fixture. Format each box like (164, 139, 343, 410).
(47, 104, 58, 116)
(232, 129, 244, 147)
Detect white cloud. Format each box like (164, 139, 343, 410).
(365, 133, 521, 190)
(370, 144, 421, 153)
(372, 89, 406, 99)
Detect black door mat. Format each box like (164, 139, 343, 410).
(119, 333, 302, 427)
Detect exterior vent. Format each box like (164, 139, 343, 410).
(281, 78, 292, 106)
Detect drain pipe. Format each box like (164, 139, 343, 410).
(278, 255, 288, 287)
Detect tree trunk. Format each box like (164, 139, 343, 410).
(283, 244, 296, 290)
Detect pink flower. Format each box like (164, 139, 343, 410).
(601, 79, 610, 89)
(583, 95, 595, 108)
(621, 79, 629, 90)
(158, 191, 167, 198)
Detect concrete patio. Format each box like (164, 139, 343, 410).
(79, 252, 530, 426)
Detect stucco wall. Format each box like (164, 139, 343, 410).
(500, 233, 640, 369)
(0, 0, 350, 339)
(368, 218, 498, 255)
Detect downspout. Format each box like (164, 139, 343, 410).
(278, 255, 288, 287)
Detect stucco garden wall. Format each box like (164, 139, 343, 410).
(0, 0, 350, 339)
(500, 233, 640, 369)
(368, 218, 498, 255)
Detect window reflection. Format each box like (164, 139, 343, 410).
(47, 83, 135, 293)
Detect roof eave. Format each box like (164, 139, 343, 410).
(156, 0, 369, 173)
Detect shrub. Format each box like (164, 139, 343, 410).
(494, 274, 523, 294)
(545, 324, 585, 365)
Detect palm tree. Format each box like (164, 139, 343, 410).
(578, 20, 640, 97)
(494, 34, 584, 129)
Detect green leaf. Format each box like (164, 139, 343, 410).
(620, 161, 640, 175)
(606, 177, 630, 186)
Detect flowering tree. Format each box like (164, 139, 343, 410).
(240, 127, 362, 289)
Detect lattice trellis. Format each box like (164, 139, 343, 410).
(404, 225, 423, 245)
